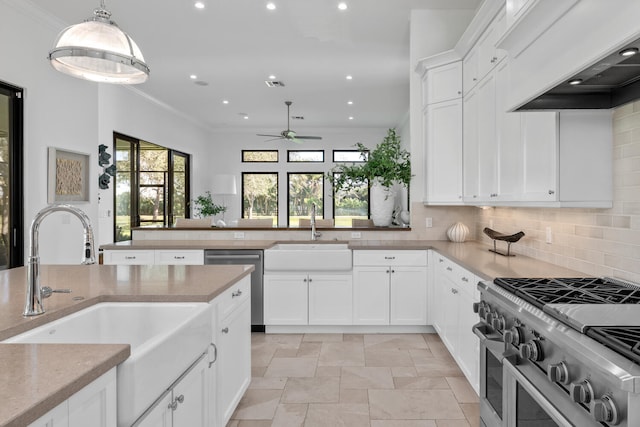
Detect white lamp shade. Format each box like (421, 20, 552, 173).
(212, 174, 237, 195)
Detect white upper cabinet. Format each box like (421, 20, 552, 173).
(476, 72, 498, 201)
(475, 9, 506, 81)
(520, 112, 558, 202)
(424, 61, 462, 105)
(462, 48, 478, 96)
(462, 87, 479, 202)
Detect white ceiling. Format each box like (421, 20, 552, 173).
(29, 0, 480, 133)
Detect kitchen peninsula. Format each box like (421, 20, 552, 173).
(0, 264, 253, 427)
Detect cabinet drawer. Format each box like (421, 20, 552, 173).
(435, 254, 478, 297)
(154, 250, 204, 265)
(353, 250, 427, 267)
(218, 276, 251, 320)
(103, 250, 155, 265)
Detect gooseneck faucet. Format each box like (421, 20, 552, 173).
(310, 203, 322, 241)
(24, 204, 96, 317)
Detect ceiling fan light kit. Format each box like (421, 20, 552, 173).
(257, 101, 322, 143)
(48, 0, 149, 84)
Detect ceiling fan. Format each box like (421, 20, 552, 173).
(257, 101, 323, 143)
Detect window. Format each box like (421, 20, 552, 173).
(288, 173, 324, 226)
(114, 133, 190, 241)
(242, 173, 278, 226)
(332, 173, 369, 227)
(287, 150, 324, 162)
(0, 81, 24, 269)
(333, 150, 368, 162)
(242, 150, 278, 162)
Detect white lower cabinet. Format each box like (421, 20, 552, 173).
(308, 274, 353, 325)
(264, 274, 309, 325)
(433, 254, 480, 393)
(30, 368, 117, 427)
(135, 355, 209, 427)
(353, 267, 390, 325)
(102, 250, 204, 265)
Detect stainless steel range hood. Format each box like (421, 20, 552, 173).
(518, 38, 640, 110)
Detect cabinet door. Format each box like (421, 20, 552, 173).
(29, 402, 69, 427)
(68, 368, 117, 427)
(441, 279, 461, 357)
(263, 274, 308, 325)
(102, 250, 154, 265)
(353, 267, 390, 325)
(155, 250, 204, 265)
(134, 392, 172, 427)
(458, 290, 480, 394)
(521, 112, 558, 201)
(173, 356, 209, 427)
(463, 87, 479, 202)
(463, 48, 478, 95)
(217, 300, 251, 427)
(308, 274, 353, 325)
(426, 61, 462, 104)
(431, 257, 447, 334)
(476, 72, 498, 201)
(425, 99, 463, 204)
(390, 267, 428, 325)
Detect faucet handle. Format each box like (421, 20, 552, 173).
(40, 286, 71, 299)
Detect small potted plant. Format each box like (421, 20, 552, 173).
(328, 128, 411, 226)
(193, 191, 226, 223)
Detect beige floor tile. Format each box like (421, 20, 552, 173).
(249, 376, 288, 390)
(232, 389, 283, 420)
(271, 403, 308, 427)
(414, 358, 464, 377)
(340, 366, 395, 389)
(344, 334, 365, 343)
(282, 377, 340, 403)
(409, 348, 436, 364)
(303, 333, 344, 342)
(459, 403, 480, 427)
(315, 366, 342, 377)
(446, 377, 479, 403)
(369, 389, 465, 420)
(235, 421, 273, 427)
(297, 342, 322, 358)
(423, 333, 442, 344)
(304, 403, 370, 427)
(252, 366, 267, 377)
(261, 334, 304, 348)
(392, 366, 418, 377)
(318, 342, 365, 367)
(364, 334, 428, 350)
(427, 341, 454, 358)
(339, 388, 369, 404)
(251, 343, 278, 367)
(365, 348, 414, 367)
(435, 421, 471, 427)
(372, 421, 437, 427)
(264, 357, 317, 378)
(394, 376, 450, 390)
(274, 347, 299, 357)
(226, 420, 238, 427)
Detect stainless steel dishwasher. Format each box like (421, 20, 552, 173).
(204, 249, 264, 331)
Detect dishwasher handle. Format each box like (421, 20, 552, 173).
(205, 254, 261, 261)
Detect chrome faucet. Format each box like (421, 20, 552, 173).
(24, 204, 96, 317)
(310, 203, 321, 241)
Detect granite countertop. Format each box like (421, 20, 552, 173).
(0, 264, 252, 427)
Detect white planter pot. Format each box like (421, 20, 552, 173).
(370, 181, 397, 227)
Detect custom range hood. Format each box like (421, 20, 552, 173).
(518, 39, 640, 110)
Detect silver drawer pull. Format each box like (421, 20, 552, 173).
(451, 288, 458, 294)
(446, 266, 453, 271)
(221, 327, 229, 334)
(232, 289, 243, 297)
(384, 256, 396, 260)
(176, 394, 184, 404)
(174, 256, 185, 260)
(438, 258, 444, 263)
(125, 256, 136, 260)
(209, 343, 217, 368)
(461, 277, 469, 282)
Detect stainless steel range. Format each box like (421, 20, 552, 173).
(474, 277, 640, 427)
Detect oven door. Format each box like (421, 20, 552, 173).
(473, 323, 507, 427)
(503, 358, 599, 427)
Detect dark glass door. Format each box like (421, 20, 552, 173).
(485, 349, 503, 419)
(516, 383, 560, 426)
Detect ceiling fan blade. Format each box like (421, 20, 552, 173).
(295, 136, 323, 140)
(263, 137, 284, 142)
(256, 134, 282, 138)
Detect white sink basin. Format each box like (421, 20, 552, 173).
(265, 243, 352, 271)
(5, 302, 212, 427)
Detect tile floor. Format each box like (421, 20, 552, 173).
(227, 333, 479, 427)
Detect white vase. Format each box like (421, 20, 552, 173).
(370, 180, 397, 227)
(447, 222, 469, 242)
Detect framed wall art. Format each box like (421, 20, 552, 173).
(47, 147, 90, 203)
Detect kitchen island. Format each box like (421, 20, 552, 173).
(0, 264, 253, 427)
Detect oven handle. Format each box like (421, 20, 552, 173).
(473, 322, 519, 363)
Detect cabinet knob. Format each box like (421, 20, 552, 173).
(438, 258, 444, 263)
(548, 189, 555, 195)
(232, 289, 243, 298)
(303, 278, 307, 282)
(176, 394, 185, 404)
(457, 90, 462, 95)
(221, 327, 229, 334)
(309, 278, 312, 282)
(446, 266, 453, 271)
(168, 401, 178, 411)
(391, 269, 395, 274)
(461, 277, 469, 282)
(451, 288, 458, 294)
(473, 77, 477, 81)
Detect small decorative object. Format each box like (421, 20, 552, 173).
(447, 222, 469, 243)
(193, 191, 227, 220)
(47, 147, 90, 203)
(400, 210, 410, 226)
(216, 219, 226, 227)
(98, 144, 116, 189)
(483, 227, 525, 257)
(328, 128, 411, 227)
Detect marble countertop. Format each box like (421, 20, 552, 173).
(0, 264, 252, 427)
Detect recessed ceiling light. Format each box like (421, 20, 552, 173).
(619, 47, 639, 57)
(194, 1, 205, 9)
(268, 74, 276, 80)
(189, 74, 197, 79)
(338, 2, 348, 10)
(266, 2, 276, 10)
(568, 79, 583, 85)
(348, 116, 354, 120)
(243, 115, 249, 120)
(222, 100, 229, 104)
(346, 75, 353, 80)
(347, 100, 353, 105)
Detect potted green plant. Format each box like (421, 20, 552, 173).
(193, 191, 227, 222)
(328, 128, 411, 226)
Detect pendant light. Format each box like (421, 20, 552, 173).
(48, 1, 149, 84)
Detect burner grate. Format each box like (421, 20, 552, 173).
(586, 326, 640, 365)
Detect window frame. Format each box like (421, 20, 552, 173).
(331, 172, 370, 227)
(287, 150, 325, 163)
(241, 172, 279, 227)
(241, 150, 279, 163)
(287, 171, 325, 227)
(332, 149, 369, 163)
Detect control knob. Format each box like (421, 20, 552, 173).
(547, 362, 570, 384)
(569, 380, 594, 404)
(491, 315, 506, 332)
(503, 326, 525, 347)
(485, 311, 496, 325)
(519, 340, 544, 362)
(590, 395, 620, 425)
(472, 302, 482, 313)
